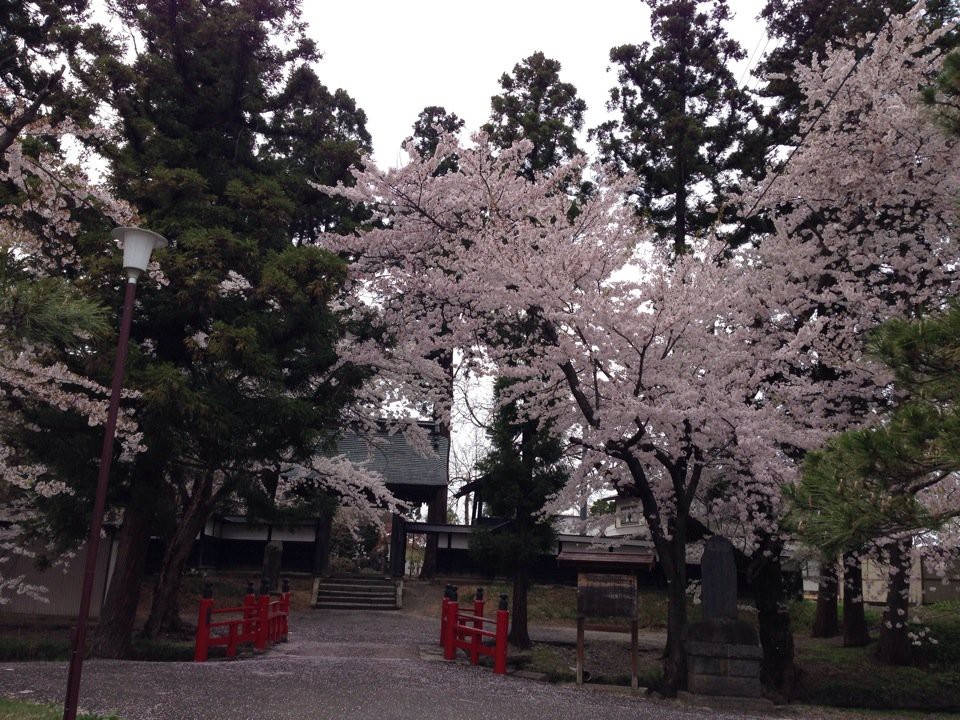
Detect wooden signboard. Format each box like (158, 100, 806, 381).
(575, 573, 639, 690)
(577, 573, 637, 619)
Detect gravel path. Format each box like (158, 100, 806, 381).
(0, 610, 859, 720)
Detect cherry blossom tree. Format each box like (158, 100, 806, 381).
(318, 7, 958, 696)
(741, 1, 960, 669)
(319, 135, 796, 694)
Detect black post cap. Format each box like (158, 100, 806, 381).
(259, 578, 270, 596)
(499, 593, 508, 611)
(282, 577, 290, 593)
(246, 581, 255, 595)
(450, 586, 458, 601)
(202, 582, 213, 599)
(476, 588, 484, 601)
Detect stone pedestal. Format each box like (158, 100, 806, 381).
(686, 619, 763, 698)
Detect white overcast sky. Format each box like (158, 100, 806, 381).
(301, 0, 771, 169)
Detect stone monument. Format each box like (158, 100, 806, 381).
(262, 539, 283, 592)
(686, 535, 764, 698)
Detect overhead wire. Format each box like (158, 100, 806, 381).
(738, 29, 770, 90)
(741, 8, 896, 221)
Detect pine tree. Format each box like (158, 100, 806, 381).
(592, 0, 767, 254)
(788, 306, 960, 665)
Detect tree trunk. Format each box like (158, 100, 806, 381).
(877, 539, 913, 666)
(812, 555, 839, 638)
(660, 541, 688, 698)
(422, 350, 453, 579)
(89, 472, 158, 658)
(842, 551, 871, 647)
(162, 593, 182, 634)
(647, 520, 689, 699)
(142, 476, 213, 639)
(509, 561, 531, 649)
(748, 541, 798, 699)
(419, 485, 447, 579)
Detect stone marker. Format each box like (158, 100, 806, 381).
(701, 535, 738, 621)
(263, 540, 283, 592)
(687, 535, 763, 699)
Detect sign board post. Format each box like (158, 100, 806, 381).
(576, 573, 640, 690)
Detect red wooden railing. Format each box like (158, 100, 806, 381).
(194, 579, 290, 662)
(439, 587, 509, 674)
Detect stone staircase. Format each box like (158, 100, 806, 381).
(311, 576, 402, 610)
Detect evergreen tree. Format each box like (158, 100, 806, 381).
(473, 56, 581, 645)
(788, 305, 960, 665)
(409, 105, 464, 175)
(0, 0, 115, 152)
(469, 379, 568, 649)
(482, 51, 586, 179)
(592, 0, 767, 254)
(926, 44, 960, 135)
(13, 0, 374, 655)
(757, 0, 958, 145)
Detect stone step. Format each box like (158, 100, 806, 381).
(328, 575, 394, 583)
(311, 577, 402, 610)
(317, 588, 395, 599)
(313, 602, 398, 611)
(318, 581, 395, 590)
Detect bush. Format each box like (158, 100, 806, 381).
(0, 697, 120, 719)
(0, 636, 69, 662)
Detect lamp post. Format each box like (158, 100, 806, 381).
(62, 227, 167, 720)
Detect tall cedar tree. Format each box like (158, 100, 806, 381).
(404, 105, 466, 577)
(0, 0, 116, 153)
(396, 107, 467, 579)
(475, 53, 584, 646)
(757, 0, 958, 145)
(15, 0, 374, 656)
(469, 379, 568, 649)
(482, 52, 586, 179)
(592, 0, 767, 255)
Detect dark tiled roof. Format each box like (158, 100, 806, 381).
(337, 429, 449, 487)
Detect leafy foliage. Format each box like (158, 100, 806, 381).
(593, 0, 767, 253)
(409, 105, 465, 175)
(469, 380, 569, 577)
(482, 52, 586, 179)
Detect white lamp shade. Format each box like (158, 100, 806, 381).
(112, 227, 168, 280)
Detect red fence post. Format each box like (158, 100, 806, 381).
(226, 622, 238, 659)
(494, 593, 509, 675)
(440, 584, 452, 646)
(243, 581, 256, 638)
(443, 594, 459, 661)
(193, 583, 214, 662)
(471, 587, 484, 665)
(280, 578, 290, 642)
(256, 589, 270, 651)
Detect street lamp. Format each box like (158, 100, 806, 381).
(62, 227, 167, 720)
